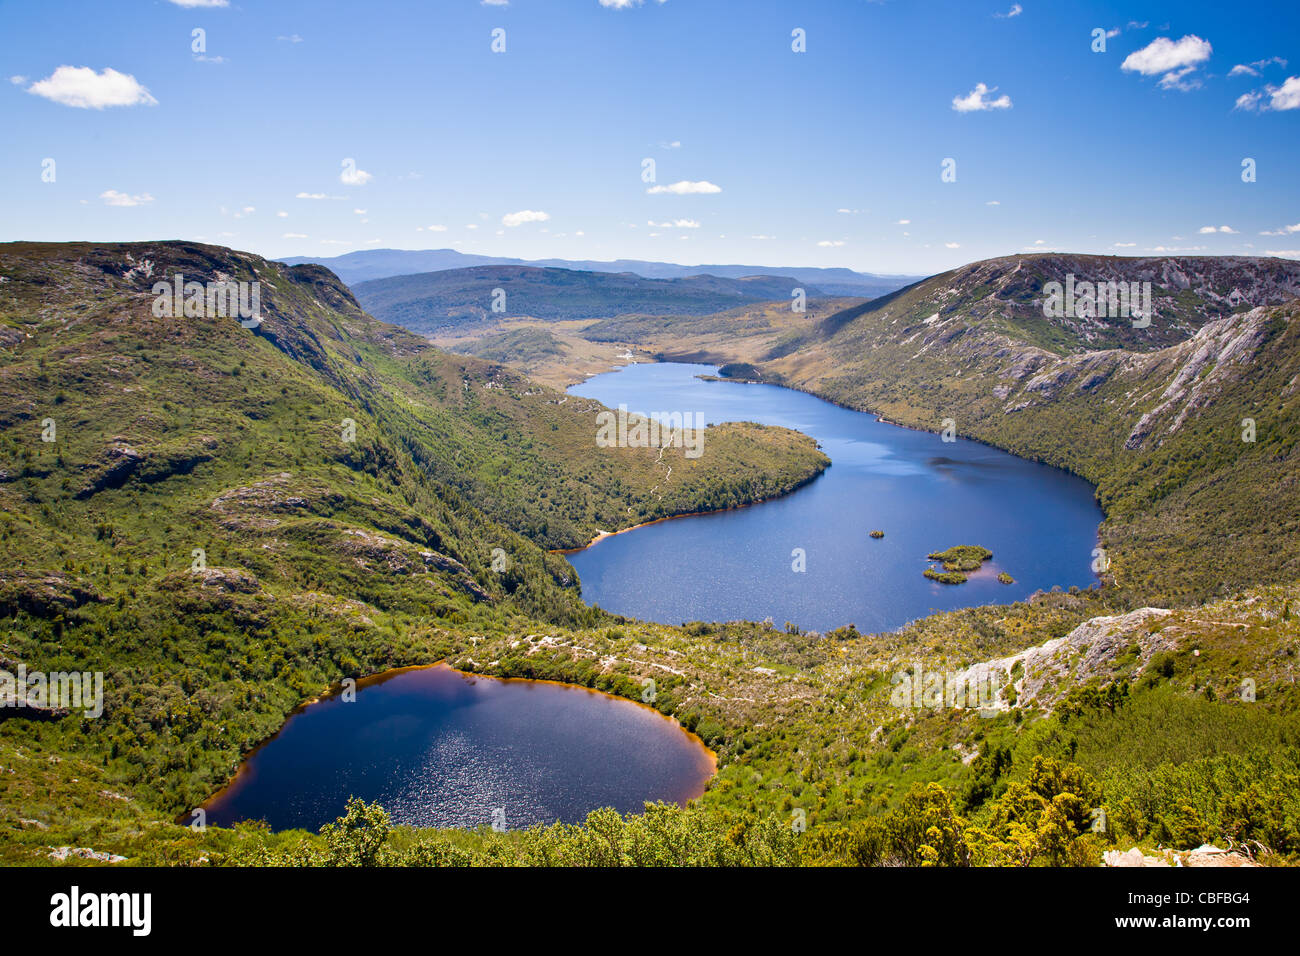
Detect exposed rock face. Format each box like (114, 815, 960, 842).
(953, 607, 1174, 713)
(75, 439, 214, 499)
(1104, 845, 1261, 868)
(1123, 307, 1273, 450)
(0, 572, 103, 617)
(48, 846, 127, 864)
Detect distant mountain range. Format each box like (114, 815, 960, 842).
(280, 248, 920, 297)
(351, 265, 838, 333)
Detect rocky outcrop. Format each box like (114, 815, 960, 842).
(1104, 845, 1261, 867)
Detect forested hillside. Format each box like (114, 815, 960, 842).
(3, 243, 1297, 869)
(693, 254, 1300, 606)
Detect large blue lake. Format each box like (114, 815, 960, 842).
(565, 362, 1103, 633)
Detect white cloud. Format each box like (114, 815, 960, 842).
(27, 66, 157, 109)
(296, 192, 343, 200)
(353, 208, 367, 215)
(993, 4, 1022, 19)
(276, 35, 303, 43)
(502, 209, 549, 227)
(282, 232, 308, 239)
(1230, 56, 1287, 78)
(646, 180, 721, 195)
(1260, 223, 1300, 236)
(648, 218, 700, 228)
(944, 242, 961, 249)
(1235, 90, 1264, 110)
(895, 219, 911, 225)
(100, 189, 154, 207)
(1198, 225, 1237, 234)
(339, 160, 372, 186)
(1158, 66, 1203, 92)
(1265, 250, 1300, 258)
(750, 235, 774, 240)
(276, 211, 288, 218)
(416, 225, 448, 232)
(600, 0, 646, 8)
(167, 0, 229, 7)
(817, 240, 845, 247)
(1268, 76, 1300, 110)
(986, 200, 1000, 205)
(9, 75, 26, 85)
(1113, 242, 1137, 247)
(1121, 35, 1211, 91)
(952, 82, 1012, 112)
(482, 0, 510, 5)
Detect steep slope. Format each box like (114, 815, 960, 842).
(352, 264, 820, 333)
(0, 239, 828, 818)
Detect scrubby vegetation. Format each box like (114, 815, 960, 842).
(923, 545, 993, 584)
(2, 242, 1298, 869)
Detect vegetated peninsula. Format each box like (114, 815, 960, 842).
(3, 242, 1300, 869)
(924, 545, 993, 584)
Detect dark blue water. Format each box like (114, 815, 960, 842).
(203, 664, 714, 832)
(566, 363, 1102, 633)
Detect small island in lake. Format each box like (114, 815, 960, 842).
(869, 529, 884, 538)
(997, 572, 1015, 584)
(923, 545, 993, 584)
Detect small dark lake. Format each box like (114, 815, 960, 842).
(565, 362, 1103, 633)
(203, 664, 715, 832)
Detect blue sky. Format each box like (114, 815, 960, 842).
(2, 0, 1298, 274)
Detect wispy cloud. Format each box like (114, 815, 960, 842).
(100, 189, 154, 207)
(952, 82, 1012, 111)
(646, 180, 721, 195)
(1228, 56, 1286, 78)
(502, 209, 550, 227)
(993, 4, 1022, 19)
